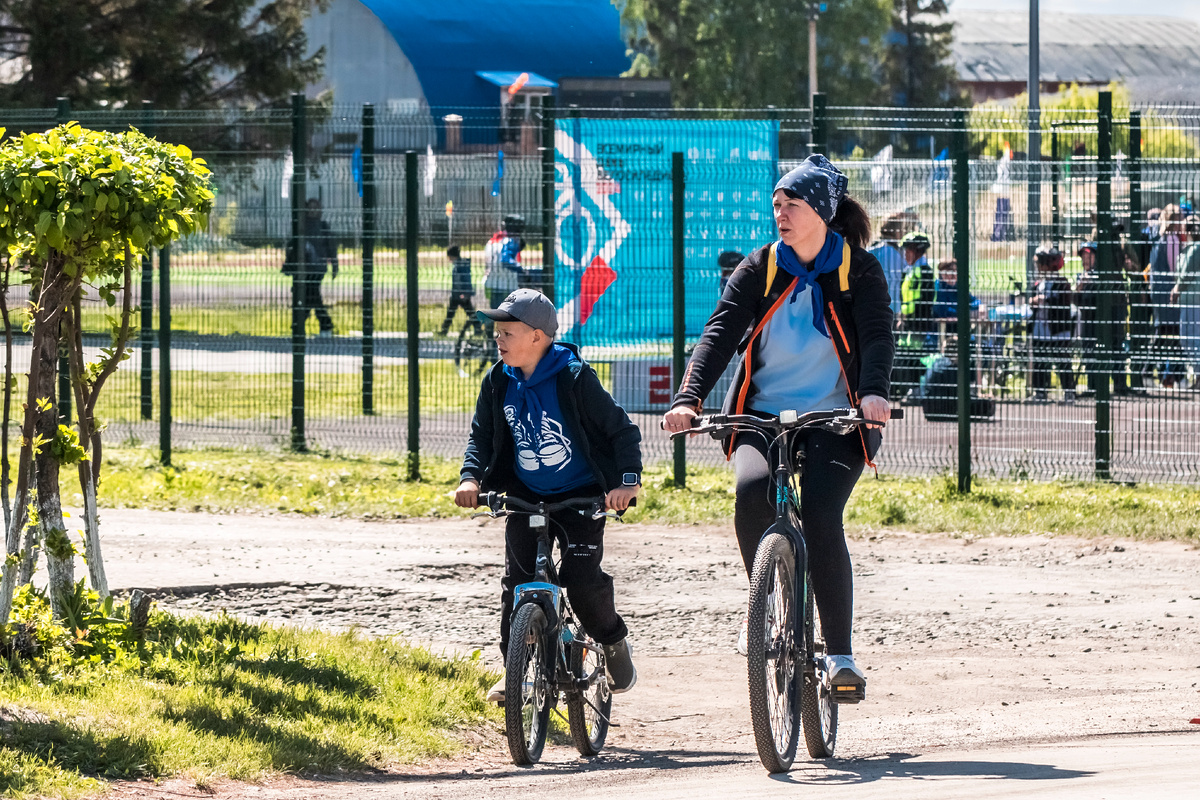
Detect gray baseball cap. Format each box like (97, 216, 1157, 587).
(477, 288, 558, 337)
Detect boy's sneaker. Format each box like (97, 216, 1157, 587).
(825, 655, 866, 704)
(603, 639, 637, 693)
(486, 674, 505, 704)
(736, 615, 749, 657)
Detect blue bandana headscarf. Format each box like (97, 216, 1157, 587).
(774, 154, 848, 224)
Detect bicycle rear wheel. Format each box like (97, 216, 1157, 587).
(567, 638, 611, 756)
(455, 327, 490, 376)
(504, 603, 552, 765)
(747, 532, 801, 773)
(801, 581, 838, 758)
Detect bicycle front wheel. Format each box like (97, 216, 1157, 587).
(747, 532, 801, 773)
(504, 603, 552, 765)
(566, 638, 611, 756)
(801, 581, 838, 758)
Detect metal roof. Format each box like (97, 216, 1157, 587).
(358, 0, 629, 109)
(475, 71, 558, 90)
(949, 11, 1200, 84)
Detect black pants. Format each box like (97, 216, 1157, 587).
(499, 482, 628, 658)
(441, 292, 480, 335)
(1031, 338, 1074, 392)
(733, 428, 864, 656)
(299, 275, 333, 332)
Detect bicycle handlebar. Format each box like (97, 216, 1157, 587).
(663, 407, 903, 438)
(476, 492, 636, 515)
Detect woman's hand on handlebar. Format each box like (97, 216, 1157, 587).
(662, 404, 698, 434)
(605, 485, 639, 512)
(859, 394, 890, 426)
(454, 479, 480, 508)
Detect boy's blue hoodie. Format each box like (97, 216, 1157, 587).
(461, 342, 642, 494)
(501, 344, 594, 494)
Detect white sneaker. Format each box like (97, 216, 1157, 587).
(825, 654, 866, 703)
(736, 615, 748, 657)
(486, 674, 505, 704)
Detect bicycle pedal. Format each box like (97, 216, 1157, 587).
(831, 683, 865, 704)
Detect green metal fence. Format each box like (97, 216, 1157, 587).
(3, 94, 1199, 485)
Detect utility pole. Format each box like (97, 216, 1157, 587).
(1026, 0, 1041, 292)
(807, 2, 827, 104)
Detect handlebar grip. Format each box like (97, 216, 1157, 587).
(890, 408, 904, 420)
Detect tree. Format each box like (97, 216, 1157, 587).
(0, 0, 328, 109)
(616, 0, 891, 108)
(882, 0, 963, 107)
(0, 123, 214, 624)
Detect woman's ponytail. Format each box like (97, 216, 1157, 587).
(830, 195, 871, 250)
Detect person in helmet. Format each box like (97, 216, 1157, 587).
(899, 231, 935, 336)
(1030, 245, 1076, 402)
(1075, 240, 1130, 398)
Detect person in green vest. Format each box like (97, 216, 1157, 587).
(895, 231, 936, 400)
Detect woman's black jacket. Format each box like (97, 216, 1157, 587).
(671, 243, 895, 462)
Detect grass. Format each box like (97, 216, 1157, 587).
(74, 447, 1200, 543)
(0, 602, 499, 799)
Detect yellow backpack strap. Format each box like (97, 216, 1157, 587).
(765, 243, 778, 297)
(839, 241, 851, 294)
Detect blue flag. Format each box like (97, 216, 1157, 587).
(352, 147, 363, 198)
(492, 150, 504, 197)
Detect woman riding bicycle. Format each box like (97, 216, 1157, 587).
(662, 155, 894, 700)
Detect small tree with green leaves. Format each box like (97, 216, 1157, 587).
(0, 123, 214, 624)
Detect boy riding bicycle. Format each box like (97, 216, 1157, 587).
(453, 289, 642, 702)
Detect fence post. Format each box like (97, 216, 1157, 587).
(672, 152, 686, 489)
(361, 103, 375, 415)
(1050, 127, 1060, 246)
(56, 97, 71, 426)
(541, 95, 557, 302)
(1127, 111, 1143, 393)
(953, 109, 971, 493)
(290, 93, 307, 452)
(810, 93, 827, 156)
(405, 150, 421, 481)
(158, 245, 171, 467)
(1095, 90, 1114, 480)
(140, 101, 154, 420)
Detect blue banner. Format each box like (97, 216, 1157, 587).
(554, 118, 779, 345)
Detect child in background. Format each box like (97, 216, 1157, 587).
(440, 245, 482, 337)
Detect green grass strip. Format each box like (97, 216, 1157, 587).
(83, 447, 1200, 543)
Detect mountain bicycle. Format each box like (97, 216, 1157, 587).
(670, 407, 901, 772)
(474, 492, 633, 765)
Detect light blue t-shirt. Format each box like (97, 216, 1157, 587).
(748, 285, 850, 416)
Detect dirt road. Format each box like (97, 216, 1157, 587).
(98, 509, 1200, 799)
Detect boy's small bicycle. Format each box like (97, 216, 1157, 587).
(670, 406, 901, 772)
(474, 492, 631, 765)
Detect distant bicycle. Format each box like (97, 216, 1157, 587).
(454, 323, 492, 377)
(474, 492, 633, 765)
(670, 406, 901, 772)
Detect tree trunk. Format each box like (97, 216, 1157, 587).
(32, 267, 73, 617)
(78, 460, 106, 597)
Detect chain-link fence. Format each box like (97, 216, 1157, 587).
(4, 95, 1199, 484)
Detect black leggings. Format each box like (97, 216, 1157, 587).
(499, 482, 628, 658)
(733, 428, 864, 656)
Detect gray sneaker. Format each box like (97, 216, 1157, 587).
(825, 654, 866, 704)
(603, 638, 637, 694)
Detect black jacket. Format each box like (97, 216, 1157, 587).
(461, 343, 643, 493)
(671, 242, 894, 462)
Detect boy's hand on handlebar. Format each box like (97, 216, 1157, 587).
(662, 405, 698, 434)
(860, 395, 891, 426)
(605, 485, 639, 512)
(454, 479, 480, 508)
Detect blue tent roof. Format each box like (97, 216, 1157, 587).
(476, 71, 558, 90)
(359, 0, 629, 110)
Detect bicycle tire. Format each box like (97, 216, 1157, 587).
(504, 603, 552, 765)
(801, 580, 838, 758)
(566, 638, 611, 756)
(747, 532, 801, 773)
(455, 327, 490, 375)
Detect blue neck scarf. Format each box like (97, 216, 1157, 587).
(503, 344, 575, 437)
(774, 230, 845, 339)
